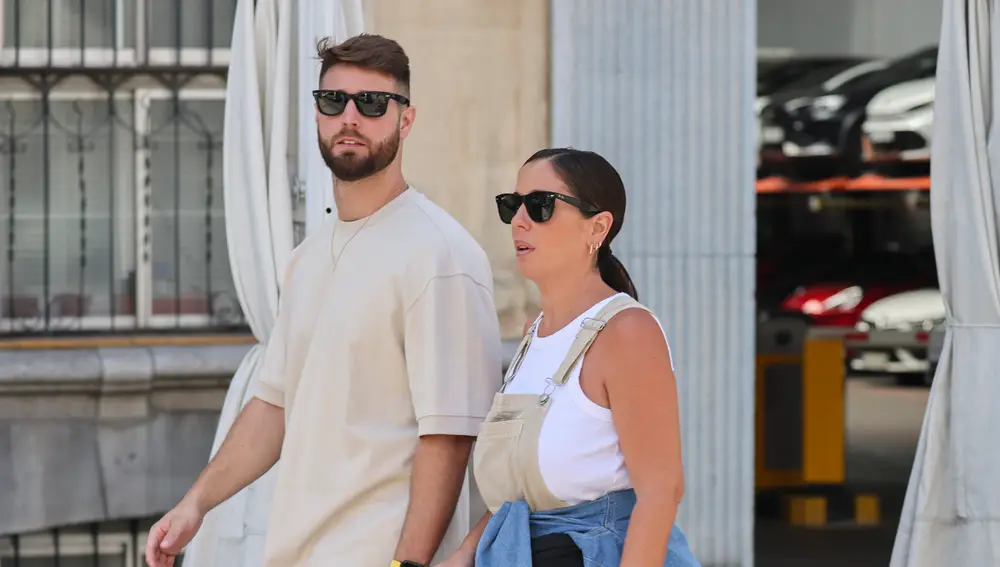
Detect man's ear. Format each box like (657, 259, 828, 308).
(399, 105, 417, 139)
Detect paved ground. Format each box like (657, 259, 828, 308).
(755, 376, 929, 567)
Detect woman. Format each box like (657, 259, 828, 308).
(437, 148, 701, 567)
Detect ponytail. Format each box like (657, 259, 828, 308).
(597, 246, 638, 300)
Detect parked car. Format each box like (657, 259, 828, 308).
(778, 250, 936, 327)
(861, 76, 936, 178)
(764, 45, 938, 181)
(758, 59, 887, 175)
(849, 288, 945, 382)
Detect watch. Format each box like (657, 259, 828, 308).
(390, 561, 425, 567)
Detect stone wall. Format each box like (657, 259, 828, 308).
(0, 344, 248, 536)
(364, 0, 549, 338)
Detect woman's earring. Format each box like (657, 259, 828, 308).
(588, 243, 597, 255)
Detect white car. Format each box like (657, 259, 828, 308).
(849, 288, 944, 380)
(862, 77, 936, 164)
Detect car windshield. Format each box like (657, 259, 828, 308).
(778, 60, 874, 92)
(757, 59, 855, 94)
(834, 47, 938, 92)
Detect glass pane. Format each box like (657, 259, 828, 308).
(0, 96, 136, 331)
(2, 0, 134, 49)
(148, 0, 235, 49)
(147, 96, 238, 322)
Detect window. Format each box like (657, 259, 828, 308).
(1, 0, 235, 67)
(0, 85, 242, 333)
(0, 530, 133, 567)
(138, 88, 240, 328)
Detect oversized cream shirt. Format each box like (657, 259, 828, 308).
(250, 188, 502, 567)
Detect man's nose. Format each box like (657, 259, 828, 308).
(339, 99, 362, 126)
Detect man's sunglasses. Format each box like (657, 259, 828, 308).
(495, 191, 601, 224)
(312, 89, 410, 118)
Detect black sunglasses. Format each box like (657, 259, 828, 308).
(312, 89, 410, 118)
(495, 191, 601, 224)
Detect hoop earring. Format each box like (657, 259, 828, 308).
(588, 243, 597, 255)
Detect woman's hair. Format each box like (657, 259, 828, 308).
(524, 147, 638, 300)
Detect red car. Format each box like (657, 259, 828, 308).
(776, 251, 936, 327)
(780, 282, 916, 327)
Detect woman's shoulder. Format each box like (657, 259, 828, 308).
(589, 304, 671, 366)
(602, 305, 664, 340)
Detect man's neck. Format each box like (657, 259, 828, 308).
(333, 167, 408, 221)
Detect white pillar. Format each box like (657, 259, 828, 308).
(550, 1, 757, 565)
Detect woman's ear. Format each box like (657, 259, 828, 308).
(591, 211, 614, 241)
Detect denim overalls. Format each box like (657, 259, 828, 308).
(472, 295, 702, 566)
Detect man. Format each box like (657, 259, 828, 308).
(145, 33, 502, 567)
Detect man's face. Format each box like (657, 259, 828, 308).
(315, 65, 415, 182)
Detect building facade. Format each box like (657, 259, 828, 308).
(0, 0, 551, 564)
(1, 1, 756, 566)
(0, 1, 249, 564)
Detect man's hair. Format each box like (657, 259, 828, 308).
(316, 34, 410, 94)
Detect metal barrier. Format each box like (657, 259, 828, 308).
(755, 321, 881, 526)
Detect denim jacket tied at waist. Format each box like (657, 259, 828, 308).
(475, 489, 701, 567)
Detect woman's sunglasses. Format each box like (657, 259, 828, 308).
(495, 191, 601, 224)
(312, 89, 410, 118)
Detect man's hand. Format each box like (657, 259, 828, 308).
(143, 398, 285, 566)
(145, 498, 204, 567)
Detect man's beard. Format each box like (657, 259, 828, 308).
(319, 127, 401, 182)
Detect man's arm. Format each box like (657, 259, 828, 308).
(145, 398, 284, 566)
(396, 272, 504, 565)
(393, 435, 475, 565)
(185, 397, 285, 514)
(147, 250, 297, 567)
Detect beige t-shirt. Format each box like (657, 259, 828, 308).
(250, 187, 502, 567)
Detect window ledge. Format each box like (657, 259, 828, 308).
(0, 341, 254, 418)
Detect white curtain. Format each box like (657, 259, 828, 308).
(890, 1, 1000, 565)
(181, 1, 361, 566)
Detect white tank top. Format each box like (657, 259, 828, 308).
(503, 293, 672, 505)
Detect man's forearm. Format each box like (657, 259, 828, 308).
(394, 434, 475, 565)
(183, 398, 285, 515)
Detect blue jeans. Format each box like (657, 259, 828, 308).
(476, 489, 702, 567)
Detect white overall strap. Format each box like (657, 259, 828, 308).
(550, 295, 649, 386)
(500, 312, 543, 391)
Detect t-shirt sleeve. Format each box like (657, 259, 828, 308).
(404, 274, 503, 436)
(249, 315, 288, 407)
(248, 257, 299, 408)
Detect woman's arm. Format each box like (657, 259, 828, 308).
(434, 512, 491, 567)
(591, 310, 685, 567)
